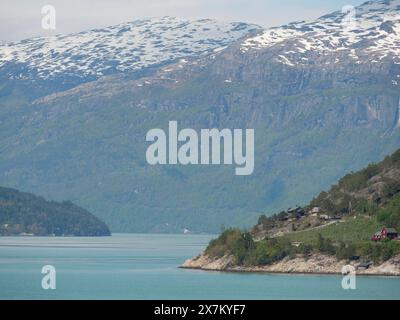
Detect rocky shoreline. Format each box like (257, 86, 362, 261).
(181, 252, 400, 276)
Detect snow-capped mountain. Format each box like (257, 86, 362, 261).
(0, 17, 260, 81)
(241, 0, 400, 66)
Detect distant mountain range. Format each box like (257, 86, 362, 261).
(0, 0, 399, 233)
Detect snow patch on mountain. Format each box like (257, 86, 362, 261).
(241, 0, 400, 65)
(0, 17, 260, 80)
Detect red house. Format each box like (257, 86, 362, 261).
(372, 227, 398, 241)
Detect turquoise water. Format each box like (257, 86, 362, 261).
(0, 233, 399, 300)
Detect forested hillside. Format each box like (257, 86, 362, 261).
(205, 149, 400, 267)
(0, 187, 111, 236)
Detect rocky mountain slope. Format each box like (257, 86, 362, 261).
(0, 1, 399, 233)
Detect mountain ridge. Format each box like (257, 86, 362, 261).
(0, 17, 261, 84)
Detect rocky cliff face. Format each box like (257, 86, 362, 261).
(206, 0, 400, 130)
(0, 1, 399, 233)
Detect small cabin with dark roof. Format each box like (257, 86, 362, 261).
(287, 206, 305, 219)
(372, 227, 398, 241)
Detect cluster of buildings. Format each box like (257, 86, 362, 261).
(280, 206, 341, 222)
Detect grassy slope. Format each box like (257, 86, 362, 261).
(283, 216, 382, 245)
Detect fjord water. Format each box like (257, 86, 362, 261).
(0, 234, 399, 300)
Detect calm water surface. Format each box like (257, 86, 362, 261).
(0, 233, 399, 299)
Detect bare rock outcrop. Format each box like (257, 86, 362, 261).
(182, 252, 400, 276)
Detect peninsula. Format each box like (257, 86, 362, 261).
(182, 149, 400, 276)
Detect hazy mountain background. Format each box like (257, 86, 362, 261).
(0, 0, 399, 233)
